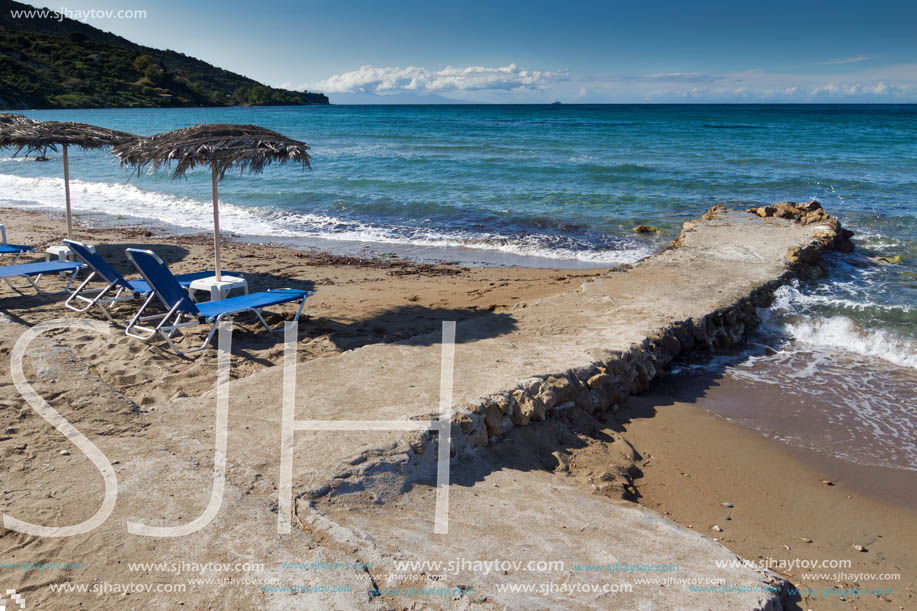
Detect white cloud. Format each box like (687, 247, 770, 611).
(293, 62, 917, 103)
(626, 72, 724, 83)
(586, 64, 917, 102)
(810, 80, 905, 97)
(822, 55, 873, 65)
(311, 64, 566, 95)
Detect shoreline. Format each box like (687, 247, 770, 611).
(0, 191, 657, 269)
(1, 206, 913, 609)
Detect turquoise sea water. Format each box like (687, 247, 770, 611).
(1, 104, 915, 469)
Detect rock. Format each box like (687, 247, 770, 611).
(456, 412, 477, 435)
(633, 225, 661, 234)
(582, 388, 607, 414)
(510, 391, 532, 426)
(875, 255, 902, 264)
(586, 373, 609, 390)
(635, 360, 655, 388)
(672, 322, 695, 350)
(492, 394, 512, 414)
(797, 199, 822, 213)
(690, 318, 708, 343)
(803, 209, 829, 224)
(532, 387, 556, 420)
(853, 544, 866, 552)
(775, 203, 801, 219)
(724, 515, 731, 521)
(59, 450, 70, 456)
(551, 451, 570, 473)
(484, 402, 503, 438)
(800, 537, 813, 543)
(721, 502, 734, 508)
(545, 375, 573, 401)
(821, 480, 834, 486)
(703, 204, 728, 220)
(712, 525, 723, 532)
(835, 236, 855, 253)
(754, 205, 777, 218)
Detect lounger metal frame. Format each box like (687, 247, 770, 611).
(64, 240, 156, 322)
(0, 261, 83, 296)
(124, 248, 309, 355)
(64, 240, 239, 324)
(0, 224, 35, 266)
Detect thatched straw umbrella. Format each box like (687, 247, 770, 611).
(113, 124, 311, 281)
(0, 121, 137, 239)
(0, 114, 39, 157)
(0, 113, 39, 128)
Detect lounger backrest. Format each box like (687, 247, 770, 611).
(64, 240, 127, 287)
(0, 225, 6, 244)
(125, 249, 200, 316)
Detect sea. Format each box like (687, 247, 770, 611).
(2, 104, 915, 472)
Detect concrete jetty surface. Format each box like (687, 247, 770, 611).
(1, 204, 851, 609)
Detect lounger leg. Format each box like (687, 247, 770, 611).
(63, 268, 79, 292)
(96, 286, 128, 322)
(156, 310, 206, 355)
(192, 318, 222, 354)
(291, 295, 308, 323)
(159, 316, 187, 355)
(26, 275, 49, 297)
(65, 273, 112, 313)
(125, 292, 162, 340)
(14, 268, 81, 298)
(0, 251, 27, 266)
(173, 314, 223, 355)
(95, 293, 116, 322)
(250, 308, 275, 333)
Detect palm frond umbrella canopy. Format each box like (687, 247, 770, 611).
(113, 123, 311, 281)
(0, 121, 137, 239)
(0, 113, 39, 128)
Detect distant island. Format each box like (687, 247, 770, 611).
(0, 0, 328, 109)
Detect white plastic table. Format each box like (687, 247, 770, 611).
(188, 275, 249, 302)
(46, 243, 93, 262)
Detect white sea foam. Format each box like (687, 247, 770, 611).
(0, 173, 650, 265)
(784, 316, 917, 369)
(761, 283, 917, 369)
(672, 267, 917, 471)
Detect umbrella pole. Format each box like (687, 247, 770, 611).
(211, 165, 222, 281)
(62, 144, 72, 240)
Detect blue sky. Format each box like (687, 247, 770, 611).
(46, 0, 917, 102)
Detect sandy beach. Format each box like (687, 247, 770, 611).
(4, 3, 916, 608)
(0, 207, 599, 404)
(1, 207, 913, 609)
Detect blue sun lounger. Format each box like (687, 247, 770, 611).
(124, 248, 311, 354)
(0, 260, 84, 295)
(0, 225, 34, 264)
(64, 240, 235, 322)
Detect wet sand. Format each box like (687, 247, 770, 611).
(613, 374, 917, 610)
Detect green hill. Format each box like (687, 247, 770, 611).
(0, 0, 328, 109)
